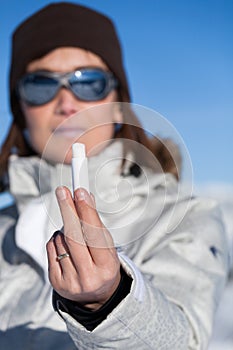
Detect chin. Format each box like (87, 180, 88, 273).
(39, 144, 72, 165)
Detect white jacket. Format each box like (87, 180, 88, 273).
(0, 141, 229, 349)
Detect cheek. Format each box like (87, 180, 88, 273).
(22, 103, 50, 129)
(85, 102, 120, 126)
(21, 103, 52, 153)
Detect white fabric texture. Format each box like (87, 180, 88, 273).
(0, 140, 229, 349)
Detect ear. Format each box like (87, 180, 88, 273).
(112, 102, 123, 123)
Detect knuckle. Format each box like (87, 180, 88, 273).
(54, 233, 64, 247)
(64, 228, 84, 244)
(81, 278, 95, 293)
(63, 274, 81, 293)
(49, 274, 61, 289)
(102, 270, 116, 284)
(46, 240, 52, 252)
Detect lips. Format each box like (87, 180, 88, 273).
(53, 127, 86, 138)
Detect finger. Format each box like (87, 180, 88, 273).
(55, 186, 86, 246)
(53, 231, 73, 272)
(55, 186, 92, 269)
(47, 232, 80, 300)
(74, 188, 116, 265)
(90, 192, 96, 209)
(46, 232, 62, 285)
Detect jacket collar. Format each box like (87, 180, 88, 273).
(8, 140, 124, 213)
(8, 140, 178, 275)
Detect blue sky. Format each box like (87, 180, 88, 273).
(0, 0, 232, 186)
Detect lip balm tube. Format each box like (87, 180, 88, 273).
(71, 143, 89, 193)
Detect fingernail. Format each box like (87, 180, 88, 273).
(56, 186, 67, 200)
(75, 188, 91, 204)
(52, 230, 61, 238)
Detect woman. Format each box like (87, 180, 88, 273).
(0, 3, 229, 349)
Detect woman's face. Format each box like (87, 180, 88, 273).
(20, 47, 122, 163)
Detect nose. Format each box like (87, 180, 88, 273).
(55, 87, 80, 117)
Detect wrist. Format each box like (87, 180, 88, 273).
(80, 269, 122, 311)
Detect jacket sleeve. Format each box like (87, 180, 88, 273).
(53, 197, 229, 350)
(52, 266, 132, 331)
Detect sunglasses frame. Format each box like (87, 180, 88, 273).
(17, 67, 118, 105)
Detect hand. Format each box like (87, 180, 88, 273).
(46, 186, 121, 310)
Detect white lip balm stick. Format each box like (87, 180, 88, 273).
(72, 143, 89, 193)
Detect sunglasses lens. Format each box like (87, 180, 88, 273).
(18, 69, 117, 105)
(19, 74, 58, 105)
(69, 70, 113, 101)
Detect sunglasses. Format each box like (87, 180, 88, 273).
(17, 68, 118, 106)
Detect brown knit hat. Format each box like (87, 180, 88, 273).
(9, 2, 131, 128)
